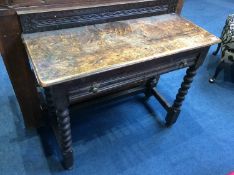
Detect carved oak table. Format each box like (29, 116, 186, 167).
(22, 14, 220, 169)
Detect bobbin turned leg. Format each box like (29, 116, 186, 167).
(165, 48, 209, 127)
(45, 86, 74, 170)
(57, 106, 74, 170)
(165, 66, 197, 127)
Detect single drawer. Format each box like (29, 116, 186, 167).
(67, 49, 200, 103)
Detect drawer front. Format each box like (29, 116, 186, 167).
(67, 49, 201, 102)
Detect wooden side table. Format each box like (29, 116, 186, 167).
(22, 14, 220, 169)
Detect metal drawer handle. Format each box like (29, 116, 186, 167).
(179, 60, 188, 68)
(90, 84, 100, 93)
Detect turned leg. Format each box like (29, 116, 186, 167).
(57, 107, 74, 170)
(213, 43, 221, 56)
(145, 76, 160, 99)
(165, 65, 197, 127)
(45, 87, 74, 170)
(38, 88, 57, 156)
(165, 47, 210, 126)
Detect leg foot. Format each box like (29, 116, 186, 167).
(62, 150, 74, 170)
(165, 108, 181, 127)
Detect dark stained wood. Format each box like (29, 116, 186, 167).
(67, 48, 201, 104)
(0, 0, 8, 5)
(45, 86, 74, 169)
(176, 0, 184, 14)
(166, 47, 209, 126)
(18, 0, 178, 33)
(152, 87, 170, 111)
(0, 7, 43, 128)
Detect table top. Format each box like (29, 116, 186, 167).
(22, 14, 220, 87)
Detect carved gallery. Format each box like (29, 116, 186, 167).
(0, 0, 233, 174)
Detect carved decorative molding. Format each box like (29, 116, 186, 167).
(35, 5, 168, 27)
(20, 0, 179, 33)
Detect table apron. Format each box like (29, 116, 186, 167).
(66, 49, 201, 104)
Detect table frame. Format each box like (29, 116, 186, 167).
(43, 46, 209, 169)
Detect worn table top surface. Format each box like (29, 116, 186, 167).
(22, 14, 220, 87)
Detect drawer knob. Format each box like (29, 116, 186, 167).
(179, 60, 188, 68)
(90, 84, 100, 93)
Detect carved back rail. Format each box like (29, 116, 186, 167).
(13, 0, 180, 33)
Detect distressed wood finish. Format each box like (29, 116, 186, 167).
(0, 7, 43, 128)
(22, 14, 220, 87)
